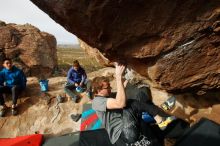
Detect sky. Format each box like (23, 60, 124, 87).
(0, 0, 78, 44)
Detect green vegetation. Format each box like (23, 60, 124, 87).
(57, 47, 104, 75)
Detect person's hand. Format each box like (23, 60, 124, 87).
(79, 82, 83, 87)
(115, 62, 125, 78)
(75, 83, 79, 87)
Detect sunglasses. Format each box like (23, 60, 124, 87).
(102, 86, 112, 90)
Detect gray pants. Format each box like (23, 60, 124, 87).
(0, 85, 23, 105)
(64, 79, 91, 99)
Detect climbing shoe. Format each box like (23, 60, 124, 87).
(158, 116, 176, 130)
(71, 114, 81, 122)
(161, 96, 176, 111)
(72, 95, 79, 102)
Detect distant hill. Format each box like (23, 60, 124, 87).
(57, 44, 80, 49)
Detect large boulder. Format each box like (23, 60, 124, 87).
(30, 0, 220, 93)
(0, 21, 57, 77)
(79, 39, 111, 66)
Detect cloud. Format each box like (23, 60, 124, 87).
(0, 0, 78, 44)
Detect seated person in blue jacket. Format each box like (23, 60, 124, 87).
(64, 60, 91, 101)
(0, 58, 27, 116)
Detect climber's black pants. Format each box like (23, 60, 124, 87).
(0, 85, 22, 105)
(120, 85, 169, 144)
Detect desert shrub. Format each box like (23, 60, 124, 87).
(56, 47, 104, 76)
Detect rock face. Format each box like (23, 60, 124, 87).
(78, 39, 111, 66)
(30, 0, 220, 93)
(0, 21, 57, 76)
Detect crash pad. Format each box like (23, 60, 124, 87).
(43, 129, 115, 146)
(80, 103, 103, 131)
(175, 118, 220, 146)
(0, 134, 43, 146)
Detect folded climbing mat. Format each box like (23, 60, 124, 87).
(80, 103, 103, 131)
(43, 129, 115, 146)
(175, 118, 220, 146)
(78, 129, 115, 146)
(0, 134, 43, 146)
(43, 132, 79, 146)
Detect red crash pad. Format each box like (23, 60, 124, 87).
(0, 134, 43, 146)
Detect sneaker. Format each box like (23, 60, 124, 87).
(0, 105, 7, 117)
(71, 95, 79, 102)
(70, 114, 81, 122)
(161, 96, 176, 111)
(11, 105, 18, 116)
(158, 116, 176, 130)
(56, 95, 64, 103)
(11, 107, 18, 116)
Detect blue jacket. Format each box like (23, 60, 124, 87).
(67, 66, 87, 84)
(0, 66, 27, 89)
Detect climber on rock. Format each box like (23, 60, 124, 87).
(92, 62, 174, 145)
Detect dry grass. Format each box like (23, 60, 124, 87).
(57, 47, 104, 75)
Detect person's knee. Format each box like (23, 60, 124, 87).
(64, 86, 71, 93)
(139, 87, 152, 101)
(64, 84, 74, 90)
(85, 80, 91, 86)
